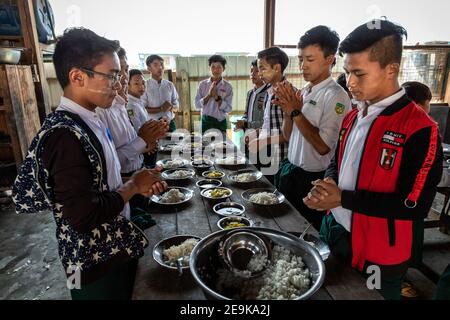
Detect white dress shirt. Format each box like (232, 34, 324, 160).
(127, 94, 149, 132)
(141, 78, 179, 121)
(57, 96, 130, 219)
(288, 77, 351, 172)
(194, 78, 233, 121)
(332, 88, 406, 232)
(96, 96, 146, 174)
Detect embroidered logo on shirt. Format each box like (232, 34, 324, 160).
(335, 103, 346, 115)
(127, 109, 135, 118)
(308, 100, 317, 106)
(380, 148, 398, 170)
(382, 131, 406, 147)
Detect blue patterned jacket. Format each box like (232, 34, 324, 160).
(12, 111, 149, 273)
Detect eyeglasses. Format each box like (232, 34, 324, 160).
(80, 67, 122, 85)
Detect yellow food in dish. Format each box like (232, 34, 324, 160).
(210, 188, 231, 198)
(224, 221, 247, 229)
(206, 171, 223, 178)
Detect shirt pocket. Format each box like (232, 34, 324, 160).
(302, 103, 322, 126)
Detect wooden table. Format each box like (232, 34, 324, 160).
(132, 140, 383, 300)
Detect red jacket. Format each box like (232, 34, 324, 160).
(331, 94, 442, 271)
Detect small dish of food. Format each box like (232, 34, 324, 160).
(196, 179, 223, 190)
(202, 170, 226, 180)
(162, 169, 196, 181)
(228, 169, 263, 184)
(241, 188, 286, 206)
(156, 158, 189, 170)
(217, 216, 253, 230)
(153, 235, 202, 274)
(151, 187, 194, 205)
(213, 202, 245, 217)
(201, 187, 233, 200)
(215, 156, 246, 167)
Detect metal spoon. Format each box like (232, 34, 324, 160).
(176, 257, 184, 276)
(299, 222, 313, 240)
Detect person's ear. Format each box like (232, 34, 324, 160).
(386, 63, 400, 79)
(274, 63, 282, 74)
(326, 55, 335, 66)
(69, 68, 85, 87)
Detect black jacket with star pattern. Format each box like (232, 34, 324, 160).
(12, 111, 149, 283)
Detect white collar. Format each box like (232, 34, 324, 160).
(208, 77, 224, 85)
(148, 78, 164, 85)
(58, 96, 99, 120)
(306, 76, 334, 95)
(127, 94, 143, 105)
(357, 88, 406, 111)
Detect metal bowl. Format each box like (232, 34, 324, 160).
(153, 235, 202, 274)
(201, 187, 233, 201)
(196, 179, 222, 190)
(202, 170, 226, 180)
(215, 156, 247, 167)
(217, 216, 254, 231)
(218, 230, 269, 278)
(213, 202, 245, 217)
(0, 48, 22, 65)
(151, 187, 194, 205)
(161, 169, 196, 181)
(241, 188, 285, 206)
(228, 169, 263, 184)
(160, 143, 184, 153)
(191, 159, 214, 172)
(190, 227, 326, 300)
(156, 158, 189, 170)
(289, 232, 331, 261)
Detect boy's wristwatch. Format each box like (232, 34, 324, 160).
(290, 109, 301, 120)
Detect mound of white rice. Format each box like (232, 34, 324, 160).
(167, 170, 192, 179)
(216, 245, 311, 300)
(235, 173, 257, 183)
(164, 159, 184, 169)
(163, 238, 200, 267)
(249, 192, 279, 205)
(160, 189, 185, 204)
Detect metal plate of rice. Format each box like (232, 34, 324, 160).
(151, 187, 194, 205)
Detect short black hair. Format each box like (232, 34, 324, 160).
(339, 19, 407, 68)
(403, 81, 432, 105)
(208, 55, 227, 68)
(257, 47, 289, 73)
(117, 47, 127, 60)
(146, 54, 164, 66)
(298, 25, 340, 57)
(336, 73, 349, 93)
(129, 69, 144, 80)
(251, 59, 258, 68)
(53, 27, 120, 89)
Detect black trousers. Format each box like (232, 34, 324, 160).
(275, 159, 326, 230)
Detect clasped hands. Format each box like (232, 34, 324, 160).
(272, 80, 303, 115)
(303, 177, 343, 211)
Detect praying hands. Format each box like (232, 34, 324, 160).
(272, 81, 303, 115)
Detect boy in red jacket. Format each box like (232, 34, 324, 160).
(304, 20, 443, 300)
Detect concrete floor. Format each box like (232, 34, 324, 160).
(0, 194, 448, 300)
(0, 203, 70, 300)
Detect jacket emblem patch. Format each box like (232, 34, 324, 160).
(380, 148, 397, 170)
